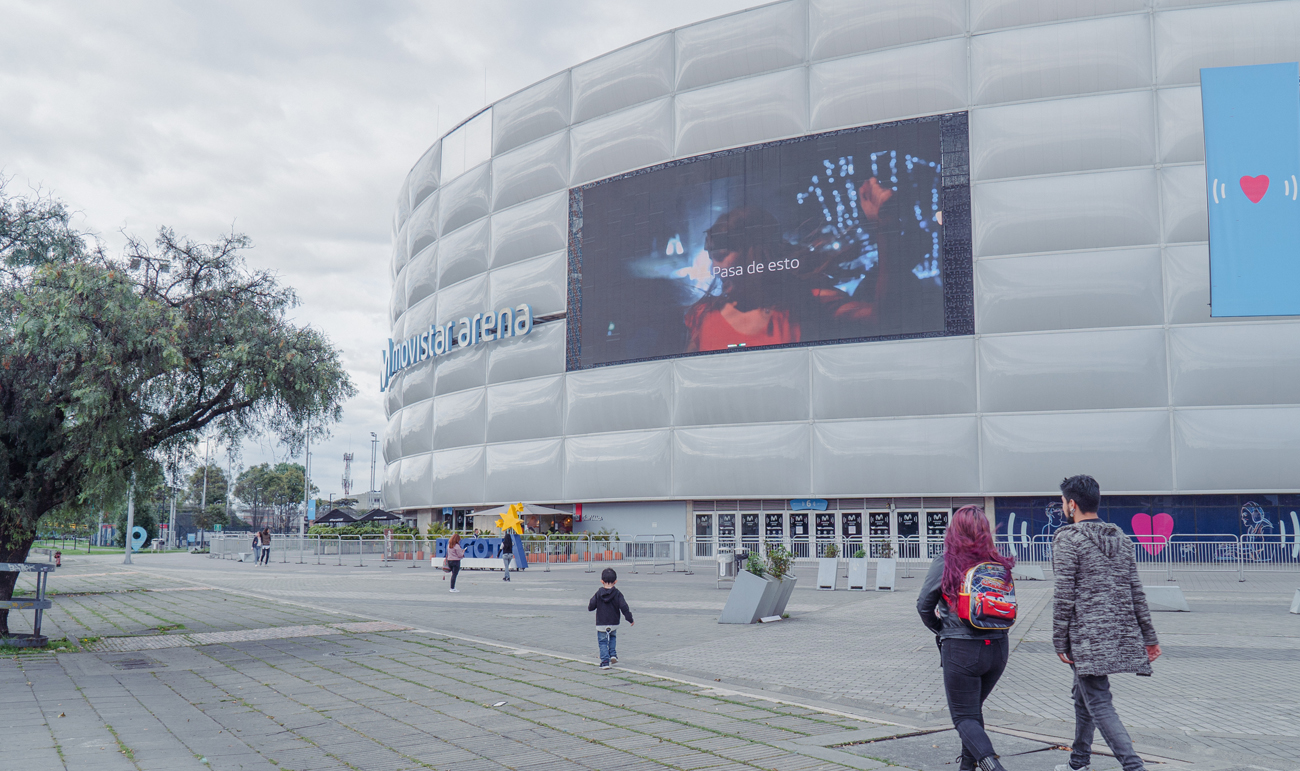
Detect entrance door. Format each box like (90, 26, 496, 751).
(868, 512, 891, 558)
(765, 513, 785, 553)
(815, 512, 837, 557)
(717, 513, 736, 553)
(695, 514, 714, 558)
(897, 511, 920, 558)
(841, 513, 863, 558)
(789, 513, 810, 558)
(740, 512, 760, 555)
(925, 510, 950, 558)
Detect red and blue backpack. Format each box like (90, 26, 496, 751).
(947, 562, 1017, 630)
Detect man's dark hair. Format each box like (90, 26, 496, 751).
(1060, 475, 1100, 513)
(601, 568, 617, 583)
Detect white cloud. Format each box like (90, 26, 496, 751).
(0, 0, 759, 505)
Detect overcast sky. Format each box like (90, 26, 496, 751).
(1, 0, 758, 504)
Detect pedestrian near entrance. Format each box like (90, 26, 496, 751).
(501, 531, 515, 581)
(446, 533, 464, 592)
(257, 528, 271, 565)
(1053, 475, 1161, 771)
(916, 505, 1016, 771)
(588, 568, 633, 669)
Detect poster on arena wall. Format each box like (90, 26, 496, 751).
(569, 115, 966, 370)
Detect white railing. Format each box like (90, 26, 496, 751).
(205, 529, 1300, 582)
(205, 532, 678, 573)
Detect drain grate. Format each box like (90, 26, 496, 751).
(328, 649, 378, 657)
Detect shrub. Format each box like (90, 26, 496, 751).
(307, 524, 417, 537)
(822, 543, 839, 559)
(744, 550, 766, 578)
(766, 545, 793, 580)
(852, 549, 867, 559)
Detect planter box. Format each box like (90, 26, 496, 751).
(614, 553, 623, 560)
(593, 553, 604, 561)
(875, 558, 897, 591)
(719, 570, 780, 624)
(846, 558, 869, 590)
(816, 558, 839, 590)
(769, 575, 798, 617)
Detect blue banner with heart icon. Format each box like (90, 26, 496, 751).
(1202, 61, 1300, 316)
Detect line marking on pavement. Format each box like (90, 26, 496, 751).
(87, 621, 412, 652)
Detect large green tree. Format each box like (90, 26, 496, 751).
(236, 462, 313, 532)
(0, 184, 356, 633)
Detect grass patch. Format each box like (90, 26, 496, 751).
(0, 637, 81, 655)
(155, 624, 186, 633)
(104, 723, 134, 762)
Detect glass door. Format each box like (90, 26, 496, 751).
(764, 513, 785, 554)
(740, 512, 760, 556)
(717, 513, 736, 554)
(868, 512, 891, 558)
(897, 511, 920, 558)
(695, 513, 714, 558)
(841, 513, 863, 558)
(790, 513, 810, 558)
(925, 510, 950, 558)
(815, 512, 837, 557)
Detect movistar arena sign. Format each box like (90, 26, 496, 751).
(381, 303, 532, 392)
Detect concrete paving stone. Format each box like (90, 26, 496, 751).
(12, 555, 1299, 771)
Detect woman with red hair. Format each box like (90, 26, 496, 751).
(917, 506, 1016, 771)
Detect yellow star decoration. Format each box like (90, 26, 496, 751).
(496, 503, 524, 535)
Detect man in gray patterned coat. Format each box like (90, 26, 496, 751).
(1051, 475, 1161, 771)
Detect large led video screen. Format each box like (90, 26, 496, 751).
(567, 113, 972, 370)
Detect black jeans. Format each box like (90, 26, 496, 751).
(1070, 667, 1145, 771)
(448, 559, 462, 589)
(941, 636, 1009, 764)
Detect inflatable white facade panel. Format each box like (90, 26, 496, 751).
(383, 0, 1300, 509)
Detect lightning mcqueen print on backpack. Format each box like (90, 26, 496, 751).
(949, 562, 1017, 630)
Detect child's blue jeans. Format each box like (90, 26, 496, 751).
(597, 627, 618, 664)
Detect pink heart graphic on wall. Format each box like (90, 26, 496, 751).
(1131, 513, 1174, 555)
(1240, 175, 1269, 203)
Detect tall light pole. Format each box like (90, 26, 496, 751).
(369, 431, 378, 503)
(300, 417, 311, 538)
(168, 446, 178, 549)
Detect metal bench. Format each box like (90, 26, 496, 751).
(0, 562, 55, 647)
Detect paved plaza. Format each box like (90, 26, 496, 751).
(2, 551, 1297, 771)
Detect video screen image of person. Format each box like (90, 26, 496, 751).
(574, 119, 948, 369)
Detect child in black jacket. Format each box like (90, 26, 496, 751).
(588, 568, 634, 669)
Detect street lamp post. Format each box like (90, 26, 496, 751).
(300, 417, 311, 539)
(369, 431, 378, 505)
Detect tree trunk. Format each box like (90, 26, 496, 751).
(0, 531, 36, 636)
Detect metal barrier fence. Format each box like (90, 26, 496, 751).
(630, 534, 676, 574)
(206, 529, 1300, 581)
(205, 532, 681, 574)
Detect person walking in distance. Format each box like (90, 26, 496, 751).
(446, 533, 465, 593)
(1053, 475, 1161, 771)
(500, 529, 515, 581)
(588, 568, 633, 669)
(257, 527, 272, 565)
(916, 506, 1016, 771)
